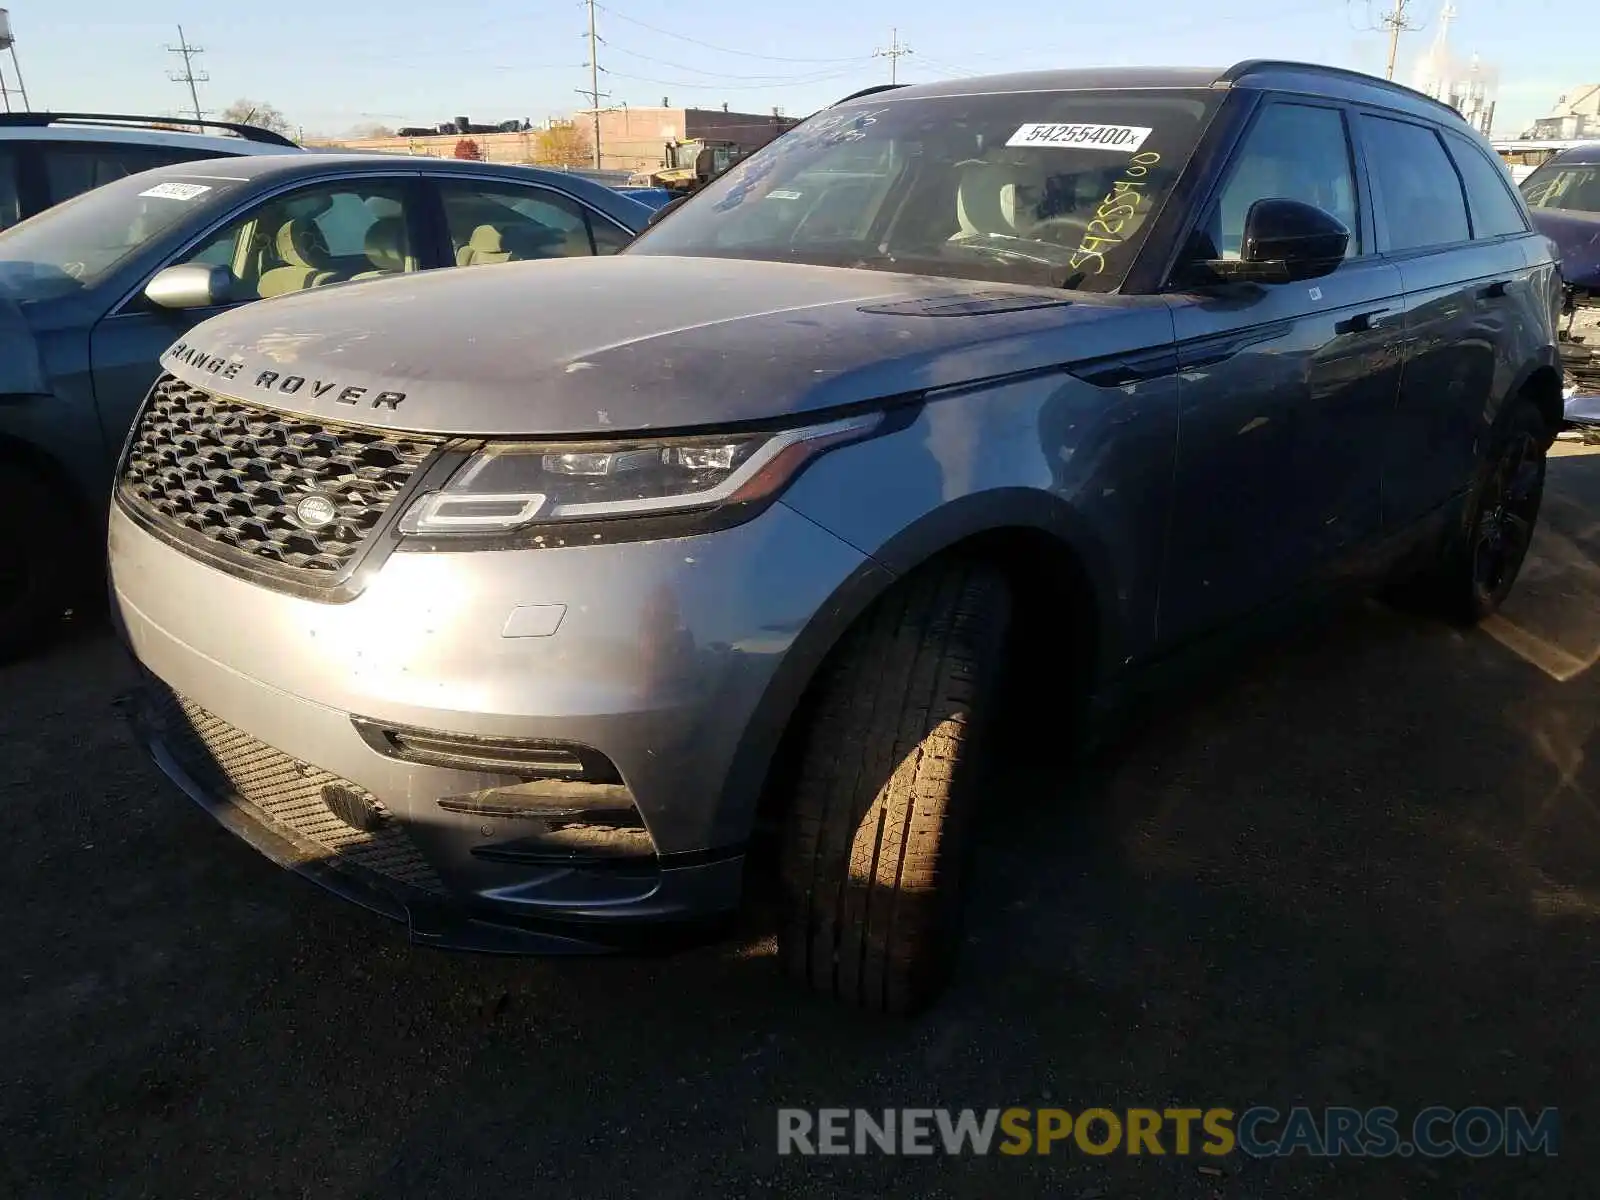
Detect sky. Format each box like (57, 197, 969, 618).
(6, 0, 1592, 139)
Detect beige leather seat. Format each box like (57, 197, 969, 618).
(954, 164, 1031, 240)
(456, 224, 517, 266)
(350, 217, 413, 281)
(258, 217, 343, 297)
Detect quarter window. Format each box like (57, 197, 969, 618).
(1203, 103, 1360, 261)
(1445, 134, 1528, 238)
(1360, 116, 1470, 251)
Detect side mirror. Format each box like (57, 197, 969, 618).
(143, 263, 232, 310)
(1203, 198, 1349, 284)
(646, 195, 689, 227)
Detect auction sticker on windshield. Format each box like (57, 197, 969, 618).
(139, 182, 212, 201)
(1007, 124, 1153, 152)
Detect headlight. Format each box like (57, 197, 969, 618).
(398, 412, 884, 540)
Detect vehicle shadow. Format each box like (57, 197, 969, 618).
(3, 453, 1598, 1200)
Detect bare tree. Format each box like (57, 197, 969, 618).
(219, 99, 293, 137)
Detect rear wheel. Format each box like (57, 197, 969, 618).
(777, 560, 1011, 1015)
(0, 466, 80, 662)
(1416, 398, 1549, 626)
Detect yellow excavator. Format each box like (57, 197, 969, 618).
(627, 139, 746, 195)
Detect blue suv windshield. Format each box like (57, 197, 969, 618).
(0, 170, 247, 302)
(627, 87, 1222, 292)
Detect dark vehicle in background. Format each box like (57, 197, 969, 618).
(112, 62, 1562, 1014)
(0, 153, 652, 657)
(1518, 141, 1600, 423)
(0, 111, 300, 232)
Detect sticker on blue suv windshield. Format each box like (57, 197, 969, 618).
(139, 182, 213, 201)
(766, 189, 804, 200)
(1007, 124, 1154, 152)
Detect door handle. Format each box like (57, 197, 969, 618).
(1335, 308, 1391, 335)
(1480, 279, 1511, 299)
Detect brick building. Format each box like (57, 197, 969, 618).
(591, 105, 800, 173)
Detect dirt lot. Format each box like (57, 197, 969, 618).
(3, 446, 1598, 1199)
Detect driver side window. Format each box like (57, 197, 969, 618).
(170, 181, 418, 303)
(1201, 103, 1360, 261)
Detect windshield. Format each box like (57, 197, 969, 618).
(1520, 160, 1600, 214)
(0, 170, 248, 302)
(626, 88, 1222, 291)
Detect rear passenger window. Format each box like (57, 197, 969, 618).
(1445, 134, 1529, 238)
(1360, 116, 1470, 251)
(438, 181, 599, 265)
(0, 148, 21, 230)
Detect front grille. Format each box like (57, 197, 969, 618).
(146, 681, 445, 894)
(118, 375, 443, 581)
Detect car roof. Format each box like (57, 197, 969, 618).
(834, 60, 1468, 128)
(132, 151, 640, 186)
(0, 112, 301, 154)
(113, 152, 655, 228)
(0, 123, 300, 155)
(1547, 142, 1600, 166)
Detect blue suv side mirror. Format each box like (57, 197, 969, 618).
(1206, 197, 1350, 285)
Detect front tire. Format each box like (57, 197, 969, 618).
(778, 561, 1011, 1015)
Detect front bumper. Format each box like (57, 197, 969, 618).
(110, 498, 883, 949)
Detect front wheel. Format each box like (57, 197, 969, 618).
(777, 561, 1012, 1015)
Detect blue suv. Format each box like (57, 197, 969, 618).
(113, 62, 1562, 1014)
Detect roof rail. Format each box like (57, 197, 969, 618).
(1220, 60, 1465, 122)
(832, 83, 908, 107)
(0, 111, 298, 147)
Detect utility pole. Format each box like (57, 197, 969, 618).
(166, 24, 207, 123)
(873, 27, 913, 85)
(579, 0, 607, 170)
(1379, 0, 1418, 81)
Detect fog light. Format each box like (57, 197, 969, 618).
(321, 783, 388, 832)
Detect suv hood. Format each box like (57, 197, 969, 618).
(159, 256, 1173, 436)
(1531, 208, 1600, 289)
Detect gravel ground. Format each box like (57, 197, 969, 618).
(2, 446, 1597, 1200)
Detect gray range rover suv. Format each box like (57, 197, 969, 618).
(112, 62, 1563, 1013)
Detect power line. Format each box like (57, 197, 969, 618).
(165, 24, 207, 123)
(872, 27, 913, 86)
(600, 65, 861, 92)
(593, 3, 867, 64)
(604, 43, 869, 83)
